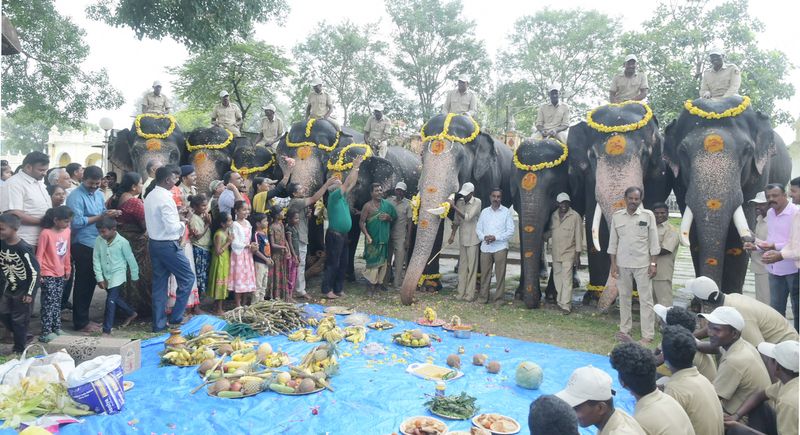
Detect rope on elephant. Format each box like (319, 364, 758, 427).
(186, 128, 234, 151)
(419, 113, 480, 144)
(512, 139, 568, 172)
(326, 143, 373, 172)
(417, 273, 442, 286)
(230, 154, 275, 175)
(135, 113, 177, 139)
(586, 101, 653, 133)
(684, 95, 750, 119)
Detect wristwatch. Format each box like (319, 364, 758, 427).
(650, 262, 657, 266)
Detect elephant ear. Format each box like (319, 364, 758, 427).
(645, 115, 663, 171)
(566, 122, 592, 174)
(662, 119, 681, 178)
(753, 111, 776, 176)
(471, 133, 497, 181)
(109, 128, 134, 172)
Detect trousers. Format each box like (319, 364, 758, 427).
(321, 230, 348, 295)
(103, 285, 135, 333)
(552, 260, 574, 311)
(479, 249, 508, 302)
(71, 243, 96, 331)
(618, 266, 655, 340)
(768, 272, 799, 331)
(457, 244, 480, 300)
(149, 240, 194, 332)
(652, 280, 674, 306)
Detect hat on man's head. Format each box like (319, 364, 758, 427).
(219, 90, 229, 98)
(311, 77, 323, 86)
(548, 83, 560, 92)
(708, 47, 724, 57)
(373, 103, 384, 112)
(180, 165, 195, 177)
(554, 366, 615, 407)
(758, 341, 799, 373)
(209, 180, 223, 193)
(263, 103, 276, 111)
(395, 181, 407, 191)
(457, 75, 469, 83)
(698, 306, 745, 332)
(624, 54, 638, 62)
(458, 182, 475, 196)
(556, 193, 570, 203)
(749, 192, 767, 204)
(653, 304, 671, 323)
(152, 80, 162, 87)
(686, 276, 720, 300)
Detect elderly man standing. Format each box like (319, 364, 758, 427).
(476, 188, 515, 304)
(652, 202, 679, 307)
(306, 78, 339, 130)
(364, 103, 392, 158)
(47, 168, 72, 191)
(449, 182, 482, 301)
(533, 84, 570, 143)
(700, 48, 741, 98)
(0, 151, 51, 248)
(608, 186, 660, 344)
(442, 76, 477, 117)
(211, 91, 243, 136)
(547, 193, 582, 314)
(255, 104, 285, 148)
(386, 182, 412, 289)
(141, 80, 171, 114)
(609, 54, 649, 103)
(748, 192, 771, 304)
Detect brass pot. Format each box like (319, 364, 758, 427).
(164, 329, 187, 349)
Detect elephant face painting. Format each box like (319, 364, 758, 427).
(664, 96, 790, 291)
(185, 126, 234, 195)
(110, 114, 186, 179)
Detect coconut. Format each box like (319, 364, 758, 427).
(213, 378, 231, 394)
(218, 344, 234, 355)
(446, 354, 461, 369)
(515, 361, 543, 389)
(198, 359, 216, 375)
(313, 349, 329, 362)
(200, 324, 215, 334)
(486, 361, 501, 374)
(258, 343, 273, 355)
(411, 330, 424, 340)
(472, 354, 488, 366)
(298, 378, 316, 393)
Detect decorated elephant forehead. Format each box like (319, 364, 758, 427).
(513, 139, 568, 172)
(135, 113, 177, 139)
(420, 113, 480, 144)
(327, 143, 373, 171)
(684, 95, 750, 120)
(186, 126, 233, 152)
(285, 120, 339, 152)
(586, 101, 653, 133)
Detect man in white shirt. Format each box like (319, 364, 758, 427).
(476, 188, 515, 304)
(144, 165, 195, 333)
(0, 151, 52, 247)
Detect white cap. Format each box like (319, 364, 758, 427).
(686, 276, 720, 300)
(458, 182, 475, 196)
(758, 341, 799, 372)
(556, 193, 570, 203)
(395, 181, 407, 191)
(219, 90, 229, 98)
(457, 75, 469, 83)
(624, 54, 638, 62)
(311, 77, 323, 86)
(548, 83, 560, 92)
(373, 103, 384, 111)
(708, 47, 724, 57)
(555, 366, 614, 407)
(152, 80, 162, 87)
(749, 192, 767, 203)
(699, 306, 745, 331)
(263, 178, 278, 184)
(653, 304, 670, 323)
(263, 103, 276, 111)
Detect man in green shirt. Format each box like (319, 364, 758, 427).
(92, 217, 138, 335)
(321, 156, 363, 299)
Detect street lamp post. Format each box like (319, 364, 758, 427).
(97, 117, 114, 172)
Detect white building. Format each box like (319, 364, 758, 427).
(46, 126, 107, 170)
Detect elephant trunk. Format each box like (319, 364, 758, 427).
(594, 155, 644, 226)
(400, 149, 458, 305)
(519, 187, 550, 308)
(191, 150, 227, 196)
(282, 154, 324, 194)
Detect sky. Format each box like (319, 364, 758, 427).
(55, 0, 800, 142)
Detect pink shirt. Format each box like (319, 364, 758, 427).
(766, 204, 799, 276)
(779, 211, 800, 268)
(35, 228, 72, 277)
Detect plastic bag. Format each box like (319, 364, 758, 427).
(27, 345, 75, 384)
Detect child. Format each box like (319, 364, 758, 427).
(92, 217, 138, 335)
(36, 206, 73, 342)
(252, 213, 273, 301)
(228, 201, 257, 307)
(207, 212, 232, 315)
(268, 206, 290, 301)
(0, 213, 39, 353)
(284, 209, 301, 302)
(188, 194, 212, 297)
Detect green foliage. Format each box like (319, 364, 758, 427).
(86, 0, 289, 50)
(172, 108, 211, 132)
(0, 110, 50, 154)
(172, 40, 292, 130)
(1, 0, 124, 139)
(386, 0, 491, 120)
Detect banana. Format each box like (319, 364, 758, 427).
(304, 334, 321, 343)
(424, 307, 437, 322)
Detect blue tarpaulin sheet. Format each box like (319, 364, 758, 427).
(5, 307, 636, 434)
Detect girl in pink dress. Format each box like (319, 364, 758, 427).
(228, 200, 257, 306)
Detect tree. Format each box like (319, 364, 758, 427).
(86, 0, 289, 50)
(1, 0, 124, 138)
(620, 0, 795, 125)
(172, 40, 292, 130)
(0, 109, 51, 154)
(386, 0, 491, 120)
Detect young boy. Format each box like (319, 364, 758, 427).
(0, 213, 39, 353)
(92, 217, 138, 335)
(252, 213, 273, 301)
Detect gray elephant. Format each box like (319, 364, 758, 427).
(184, 126, 234, 195)
(110, 113, 186, 178)
(567, 101, 669, 308)
(510, 138, 571, 308)
(664, 95, 791, 292)
(400, 114, 514, 305)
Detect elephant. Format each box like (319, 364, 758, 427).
(567, 101, 669, 307)
(510, 138, 571, 308)
(400, 114, 514, 305)
(110, 113, 186, 179)
(184, 126, 234, 195)
(664, 95, 791, 292)
(229, 140, 282, 193)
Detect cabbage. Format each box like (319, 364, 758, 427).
(515, 361, 543, 389)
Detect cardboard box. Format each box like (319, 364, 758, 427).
(43, 336, 141, 375)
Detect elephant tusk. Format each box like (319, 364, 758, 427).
(591, 203, 602, 252)
(427, 206, 447, 215)
(680, 206, 693, 247)
(732, 205, 752, 239)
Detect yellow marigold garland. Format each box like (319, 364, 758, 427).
(436, 201, 451, 219)
(513, 140, 569, 172)
(135, 113, 177, 139)
(327, 143, 373, 172)
(186, 128, 234, 152)
(285, 131, 339, 152)
(586, 284, 605, 292)
(410, 194, 420, 224)
(586, 101, 653, 133)
(418, 273, 442, 286)
(230, 154, 275, 176)
(305, 118, 316, 137)
(420, 113, 480, 144)
(684, 96, 750, 119)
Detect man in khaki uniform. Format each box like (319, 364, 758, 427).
(442, 76, 477, 117)
(385, 182, 412, 288)
(700, 48, 741, 98)
(211, 90, 243, 136)
(699, 306, 772, 418)
(547, 193, 582, 314)
(141, 80, 171, 114)
(364, 103, 392, 158)
(748, 192, 770, 303)
(255, 104, 285, 148)
(654, 304, 718, 382)
(305, 77, 339, 130)
(661, 325, 725, 435)
(533, 84, 570, 143)
(608, 186, 660, 344)
(556, 366, 646, 435)
(652, 202, 679, 306)
(448, 182, 482, 301)
(609, 54, 649, 103)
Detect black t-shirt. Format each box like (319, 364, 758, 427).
(0, 238, 40, 297)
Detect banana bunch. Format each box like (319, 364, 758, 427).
(316, 316, 344, 343)
(424, 307, 437, 322)
(306, 317, 319, 327)
(288, 328, 314, 341)
(344, 326, 366, 344)
(322, 328, 344, 344)
(231, 351, 258, 364)
(315, 316, 337, 336)
(260, 351, 291, 368)
(162, 346, 212, 366)
(231, 337, 255, 351)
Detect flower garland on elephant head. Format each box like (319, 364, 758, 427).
(419, 113, 481, 144)
(684, 96, 750, 119)
(185, 128, 234, 152)
(512, 140, 569, 172)
(283, 118, 339, 152)
(135, 113, 177, 139)
(586, 101, 653, 133)
(230, 154, 275, 176)
(326, 143, 373, 172)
